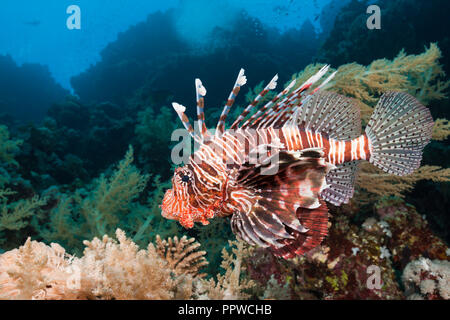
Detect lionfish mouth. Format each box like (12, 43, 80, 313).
(161, 189, 215, 229)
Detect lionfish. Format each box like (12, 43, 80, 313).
(161, 66, 434, 259)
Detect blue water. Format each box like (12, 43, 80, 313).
(0, 0, 329, 91)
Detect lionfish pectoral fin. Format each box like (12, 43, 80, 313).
(321, 160, 359, 206)
(270, 200, 329, 259)
(231, 150, 332, 258)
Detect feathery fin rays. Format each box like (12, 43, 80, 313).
(171, 65, 333, 145)
(240, 65, 332, 130)
(230, 73, 279, 130)
(241, 78, 297, 129)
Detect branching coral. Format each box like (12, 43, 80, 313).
(155, 234, 208, 278)
(196, 240, 255, 300)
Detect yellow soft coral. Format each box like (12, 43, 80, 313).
(356, 163, 450, 204)
(41, 145, 149, 249)
(0, 195, 47, 233)
(289, 44, 449, 128)
(432, 118, 450, 141)
(326, 43, 449, 105)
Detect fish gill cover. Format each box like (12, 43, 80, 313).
(0, 0, 449, 300)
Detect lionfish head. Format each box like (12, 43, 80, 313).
(161, 165, 215, 229)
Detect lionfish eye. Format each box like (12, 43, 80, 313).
(181, 175, 190, 183)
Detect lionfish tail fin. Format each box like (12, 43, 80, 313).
(365, 91, 434, 176)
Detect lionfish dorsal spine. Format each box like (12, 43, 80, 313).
(215, 68, 247, 136)
(240, 78, 296, 129)
(171, 102, 199, 142)
(171, 65, 333, 145)
(195, 78, 209, 139)
(254, 65, 332, 129)
(229, 73, 278, 130)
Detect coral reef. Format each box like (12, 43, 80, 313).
(0, 238, 78, 299)
(0, 26, 448, 299)
(374, 197, 449, 267)
(0, 230, 253, 300)
(38, 146, 149, 251)
(0, 229, 201, 299)
(402, 258, 450, 300)
(243, 198, 449, 300)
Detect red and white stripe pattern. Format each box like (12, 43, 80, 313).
(326, 134, 370, 165)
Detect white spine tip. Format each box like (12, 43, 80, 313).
(286, 79, 296, 91)
(268, 74, 278, 90)
(307, 64, 330, 86)
(318, 70, 337, 89)
(237, 68, 247, 86)
(172, 102, 186, 113)
(195, 78, 207, 96)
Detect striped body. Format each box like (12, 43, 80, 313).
(162, 126, 371, 228)
(198, 126, 371, 167)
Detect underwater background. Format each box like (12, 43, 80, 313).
(0, 0, 449, 299)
